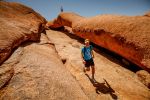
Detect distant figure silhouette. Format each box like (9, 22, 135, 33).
(61, 6, 63, 12)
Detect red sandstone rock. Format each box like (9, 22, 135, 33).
(0, 1, 47, 65)
(47, 12, 150, 72)
(144, 11, 150, 17)
(0, 33, 88, 100)
(0, 1, 47, 97)
(46, 29, 150, 100)
(136, 70, 150, 88)
(0, 2, 88, 99)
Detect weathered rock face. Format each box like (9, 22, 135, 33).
(46, 30, 150, 100)
(0, 2, 89, 99)
(0, 33, 88, 100)
(1, 1, 149, 99)
(144, 11, 150, 17)
(47, 12, 150, 72)
(0, 1, 47, 65)
(136, 70, 150, 89)
(46, 12, 83, 29)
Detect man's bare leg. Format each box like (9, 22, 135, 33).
(91, 66, 95, 79)
(83, 67, 90, 73)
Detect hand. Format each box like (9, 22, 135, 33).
(83, 60, 86, 64)
(92, 55, 94, 59)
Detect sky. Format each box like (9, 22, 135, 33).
(6, 0, 150, 20)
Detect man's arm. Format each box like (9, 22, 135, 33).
(81, 52, 84, 60)
(91, 50, 94, 58)
(81, 49, 86, 64)
(90, 45, 94, 58)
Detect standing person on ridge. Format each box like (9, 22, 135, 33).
(81, 39, 95, 80)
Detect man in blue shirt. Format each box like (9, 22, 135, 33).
(81, 39, 95, 80)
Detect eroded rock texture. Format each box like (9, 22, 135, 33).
(136, 70, 150, 88)
(0, 33, 88, 100)
(48, 12, 150, 72)
(46, 29, 150, 100)
(0, 2, 89, 99)
(0, 1, 46, 95)
(0, 1, 46, 65)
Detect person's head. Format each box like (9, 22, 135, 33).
(84, 39, 90, 46)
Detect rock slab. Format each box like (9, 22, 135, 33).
(0, 1, 46, 65)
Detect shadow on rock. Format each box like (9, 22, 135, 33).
(85, 74, 118, 100)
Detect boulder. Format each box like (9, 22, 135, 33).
(0, 1, 47, 65)
(0, 2, 47, 97)
(46, 12, 83, 29)
(46, 29, 150, 100)
(0, 2, 88, 99)
(144, 11, 150, 17)
(136, 70, 150, 88)
(0, 33, 88, 100)
(47, 12, 150, 72)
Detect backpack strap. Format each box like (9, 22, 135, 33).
(83, 45, 92, 55)
(83, 46, 86, 55)
(90, 45, 92, 51)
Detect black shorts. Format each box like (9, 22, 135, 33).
(85, 58, 95, 67)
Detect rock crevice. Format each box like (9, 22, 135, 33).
(46, 29, 150, 100)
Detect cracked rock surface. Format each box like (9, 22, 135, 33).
(0, 33, 88, 100)
(46, 30, 150, 100)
